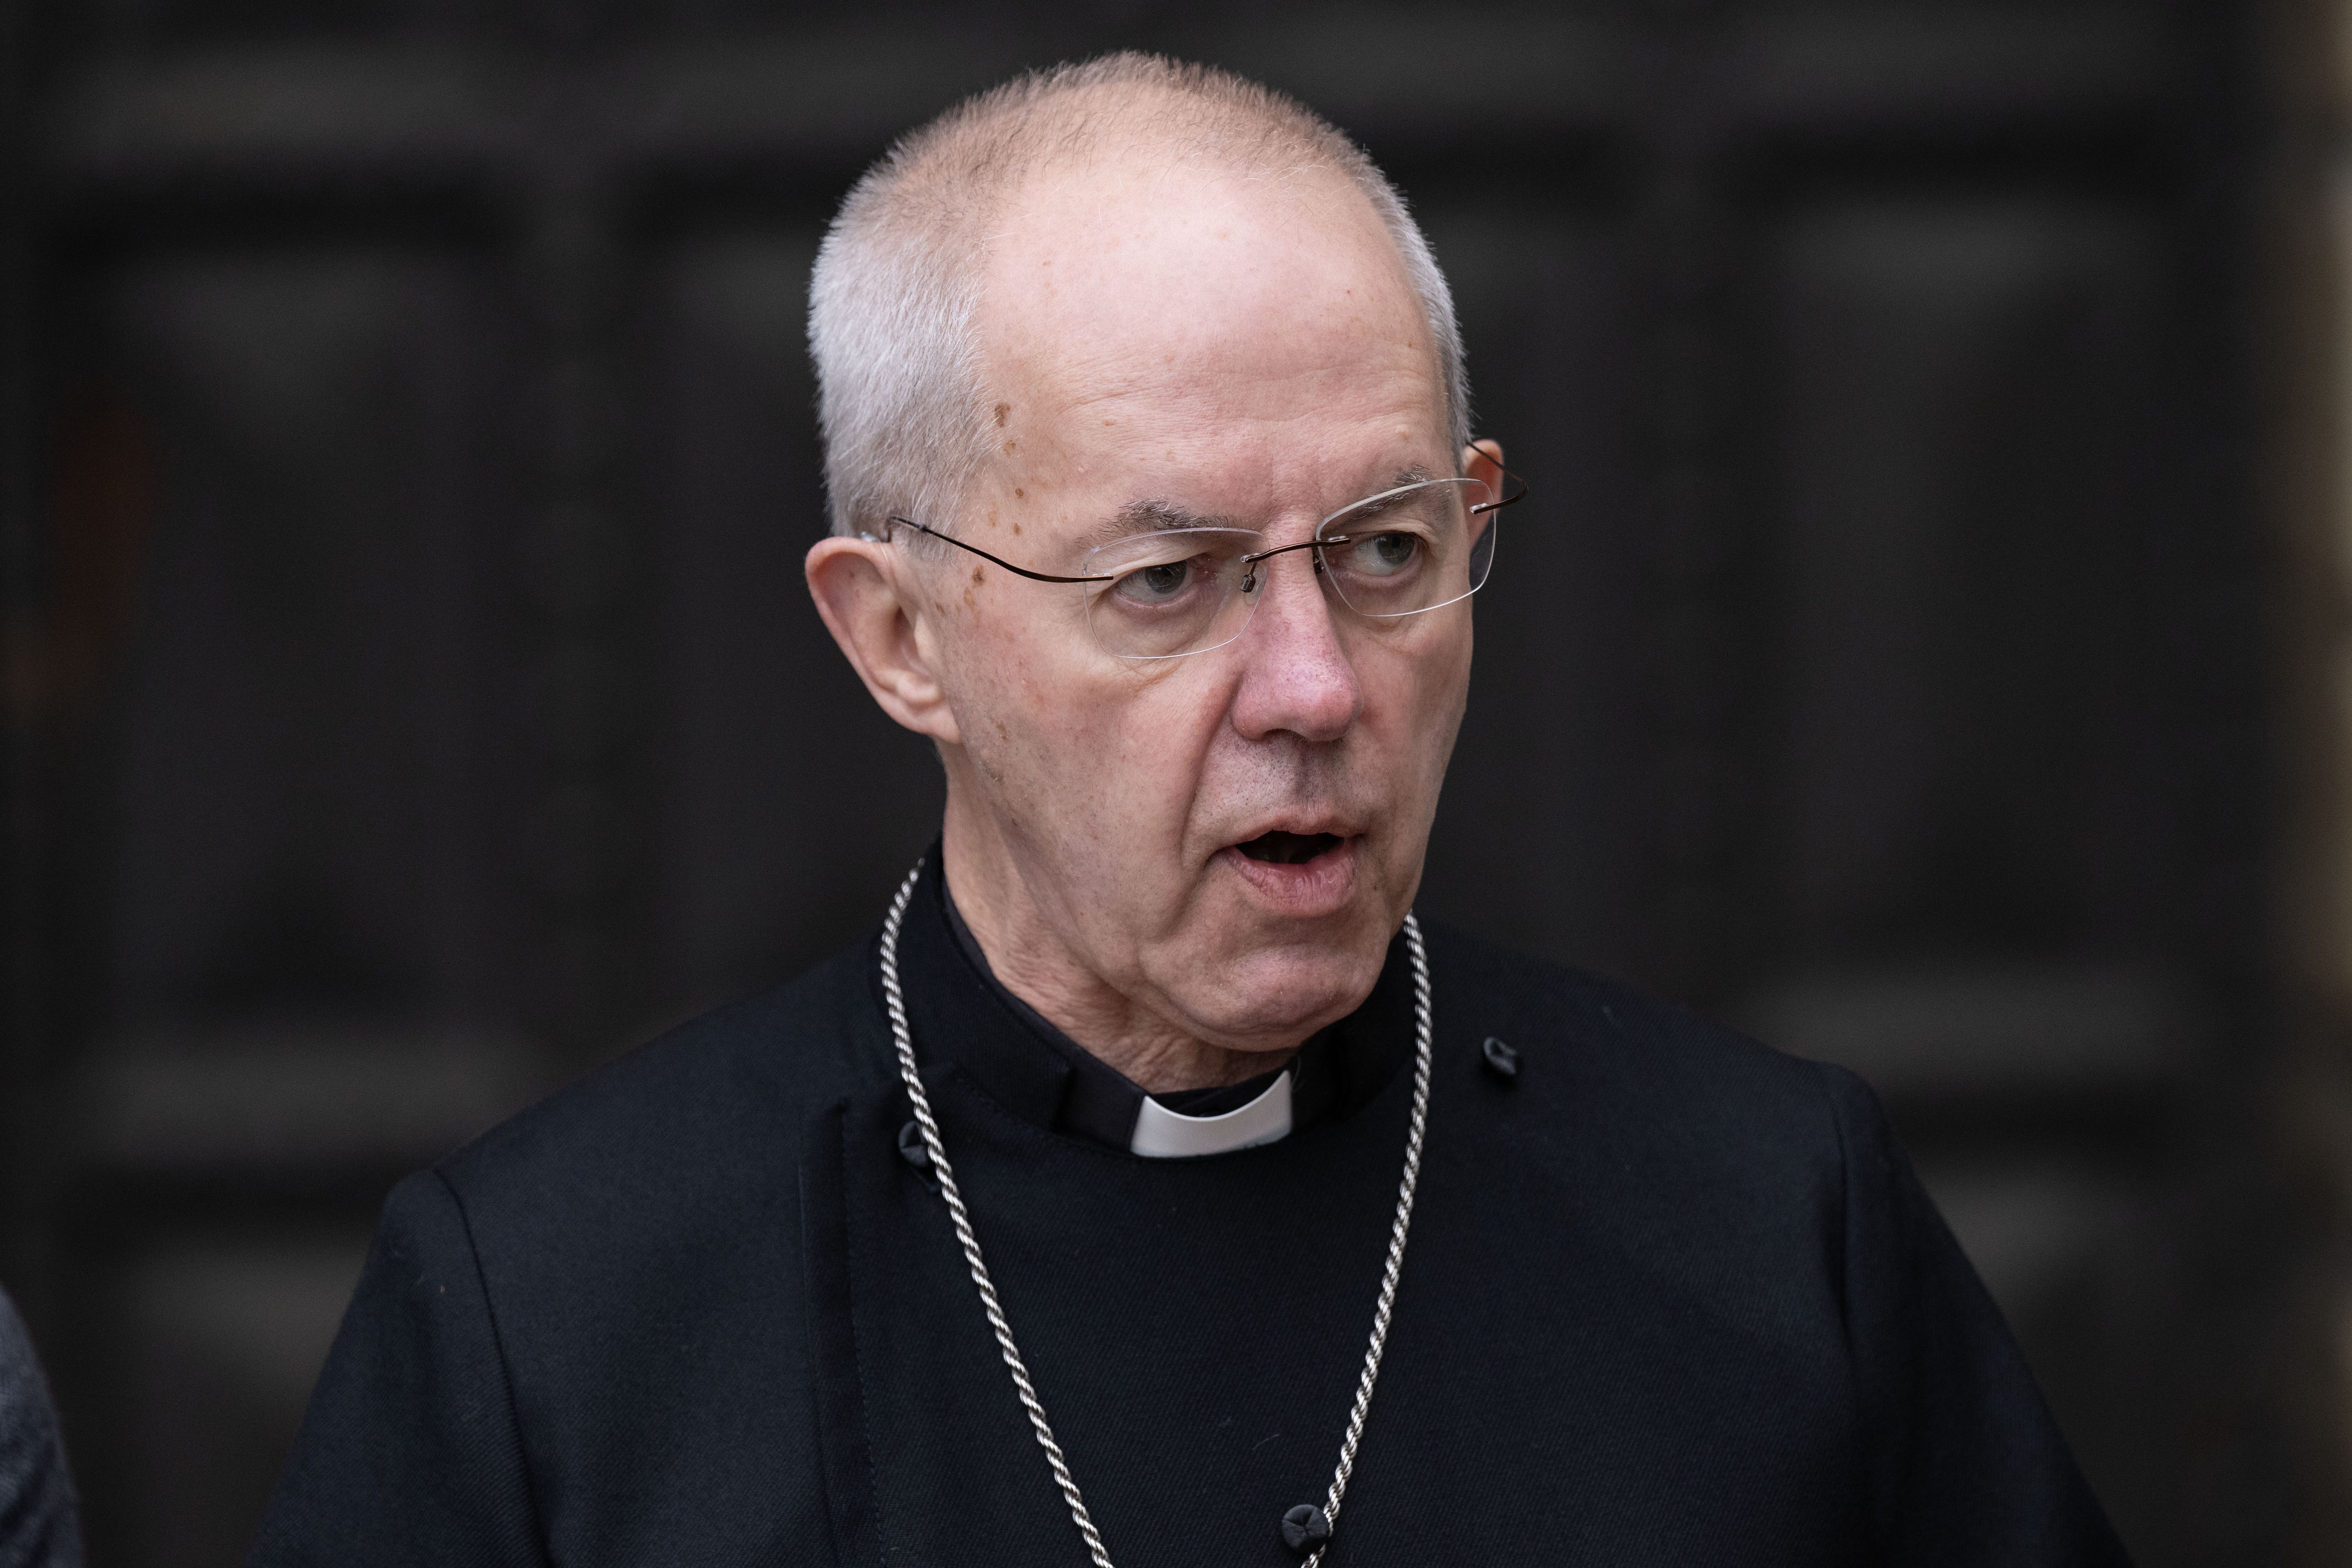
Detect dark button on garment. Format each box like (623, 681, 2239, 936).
(1481, 1034, 1520, 1081)
(1281, 1504, 1333, 1554)
(897, 1119, 934, 1181)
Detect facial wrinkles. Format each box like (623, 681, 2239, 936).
(951, 421, 1440, 729)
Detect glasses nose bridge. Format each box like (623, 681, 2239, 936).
(1231, 535, 1356, 658)
(1236, 535, 1330, 597)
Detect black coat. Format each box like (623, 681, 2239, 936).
(251, 862, 2129, 1566)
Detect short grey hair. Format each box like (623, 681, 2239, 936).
(807, 52, 1469, 539)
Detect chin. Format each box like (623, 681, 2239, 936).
(1179, 928, 1390, 1047)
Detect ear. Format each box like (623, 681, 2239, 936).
(805, 533, 964, 746)
(1462, 438, 1506, 543)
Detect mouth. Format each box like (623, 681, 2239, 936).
(1218, 827, 1361, 918)
(1235, 830, 1344, 866)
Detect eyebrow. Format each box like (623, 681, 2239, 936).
(1342, 466, 1443, 517)
(1075, 466, 1445, 549)
(1075, 499, 1245, 551)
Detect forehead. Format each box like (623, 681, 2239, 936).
(973, 155, 1445, 472)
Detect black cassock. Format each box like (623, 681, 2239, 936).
(251, 858, 2129, 1567)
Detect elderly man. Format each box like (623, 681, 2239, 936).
(252, 54, 2127, 1568)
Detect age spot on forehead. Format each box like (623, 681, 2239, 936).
(1004, 440, 1017, 454)
(994, 402, 1011, 427)
(1014, 487, 1025, 498)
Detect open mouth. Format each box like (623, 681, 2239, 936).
(1235, 830, 1344, 866)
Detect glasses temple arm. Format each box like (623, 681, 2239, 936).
(1467, 459, 1529, 517)
(881, 517, 1113, 584)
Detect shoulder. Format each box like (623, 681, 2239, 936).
(431, 937, 893, 1248)
(1415, 926, 1895, 1349)
(1419, 921, 1870, 1191)
(1422, 921, 1851, 1103)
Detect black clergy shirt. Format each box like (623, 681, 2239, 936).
(249, 856, 2131, 1567)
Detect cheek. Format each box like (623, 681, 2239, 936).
(1066, 683, 1234, 864)
(1372, 628, 1472, 788)
(936, 609, 1053, 763)
(1089, 665, 1216, 763)
(947, 627, 1215, 827)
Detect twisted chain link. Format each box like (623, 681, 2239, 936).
(877, 861, 1435, 1568)
(1300, 912, 1433, 1568)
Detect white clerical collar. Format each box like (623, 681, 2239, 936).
(1129, 1068, 1294, 1158)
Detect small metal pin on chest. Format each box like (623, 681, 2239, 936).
(1480, 1035, 1520, 1081)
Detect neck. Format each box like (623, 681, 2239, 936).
(939, 800, 1298, 1094)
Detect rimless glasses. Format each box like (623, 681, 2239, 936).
(867, 450, 1527, 661)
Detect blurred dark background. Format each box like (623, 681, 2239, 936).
(0, 0, 2328, 1562)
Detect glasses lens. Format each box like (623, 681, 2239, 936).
(1081, 528, 1261, 659)
(1316, 478, 1497, 621)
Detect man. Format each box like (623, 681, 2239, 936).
(252, 54, 2128, 1566)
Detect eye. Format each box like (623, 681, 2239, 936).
(1114, 558, 1195, 605)
(1345, 532, 1421, 576)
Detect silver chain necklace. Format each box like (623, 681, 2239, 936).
(878, 862, 1435, 1567)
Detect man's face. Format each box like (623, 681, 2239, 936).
(917, 157, 1474, 1052)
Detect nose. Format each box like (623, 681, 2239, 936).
(1228, 548, 1363, 744)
